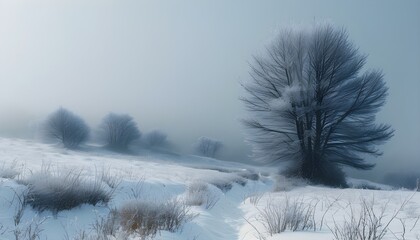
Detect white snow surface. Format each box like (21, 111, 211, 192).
(0, 137, 419, 240)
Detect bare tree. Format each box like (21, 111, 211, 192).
(99, 113, 141, 151)
(242, 24, 393, 186)
(44, 107, 89, 149)
(195, 136, 223, 158)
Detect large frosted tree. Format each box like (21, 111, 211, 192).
(242, 24, 393, 186)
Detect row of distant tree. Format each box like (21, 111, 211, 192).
(42, 24, 393, 188)
(43, 107, 223, 157)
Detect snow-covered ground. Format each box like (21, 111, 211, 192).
(0, 137, 419, 240)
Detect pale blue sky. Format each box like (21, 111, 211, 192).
(0, 0, 419, 179)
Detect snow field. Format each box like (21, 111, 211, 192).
(0, 138, 419, 240)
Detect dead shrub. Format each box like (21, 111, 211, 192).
(330, 196, 414, 240)
(258, 196, 315, 235)
(119, 198, 195, 239)
(185, 182, 220, 209)
(23, 169, 112, 213)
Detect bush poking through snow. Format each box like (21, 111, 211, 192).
(160, 199, 196, 231)
(23, 169, 112, 213)
(63, 208, 127, 240)
(66, 198, 194, 240)
(8, 188, 47, 240)
(258, 197, 315, 235)
(127, 179, 145, 200)
(123, 200, 181, 234)
(99, 167, 122, 189)
(247, 192, 265, 206)
(185, 182, 207, 206)
(119, 199, 195, 239)
(83, 209, 123, 240)
(330, 196, 413, 240)
(185, 182, 220, 209)
(92, 208, 120, 239)
(13, 216, 46, 240)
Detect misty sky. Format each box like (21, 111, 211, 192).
(0, 0, 419, 180)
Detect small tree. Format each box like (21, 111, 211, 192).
(44, 107, 89, 149)
(144, 130, 167, 148)
(242, 24, 393, 186)
(99, 113, 141, 151)
(195, 136, 223, 158)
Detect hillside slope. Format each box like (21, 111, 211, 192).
(0, 138, 419, 240)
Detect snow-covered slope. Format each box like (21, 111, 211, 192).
(0, 138, 419, 240)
